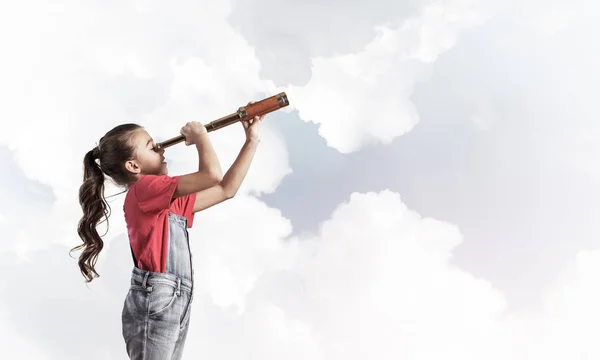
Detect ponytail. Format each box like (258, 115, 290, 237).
(71, 147, 109, 283)
(71, 123, 142, 283)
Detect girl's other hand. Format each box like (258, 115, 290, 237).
(242, 101, 263, 143)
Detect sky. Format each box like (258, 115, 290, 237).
(0, 0, 599, 359)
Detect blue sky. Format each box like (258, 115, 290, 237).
(0, 0, 599, 359)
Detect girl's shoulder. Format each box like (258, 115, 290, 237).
(127, 174, 181, 214)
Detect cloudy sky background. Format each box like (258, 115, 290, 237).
(1, 0, 599, 358)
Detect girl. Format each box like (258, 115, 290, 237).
(72, 112, 263, 359)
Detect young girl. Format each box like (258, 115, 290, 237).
(72, 112, 263, 359)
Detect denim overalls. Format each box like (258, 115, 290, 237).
(121, 212, 195, 360)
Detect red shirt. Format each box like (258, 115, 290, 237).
(124, 174, 197, 273)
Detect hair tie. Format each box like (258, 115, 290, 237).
(92, 146, 100, 159)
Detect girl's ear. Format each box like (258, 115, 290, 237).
(125, 160, 141, 174)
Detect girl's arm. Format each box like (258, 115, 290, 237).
(192, 138, 259, 212)
(195, 132, 223, 179)
(174, 123, 223, 199)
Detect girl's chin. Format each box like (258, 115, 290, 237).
(152, 164, 168, 175)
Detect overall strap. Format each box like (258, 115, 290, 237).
(129, 242, 137, 267)
(123, 204, 137, 267)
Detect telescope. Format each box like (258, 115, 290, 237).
(156, 92, 289, 150)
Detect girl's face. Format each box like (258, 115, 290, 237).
(128, 129, 168, 177)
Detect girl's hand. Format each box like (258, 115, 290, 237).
(242, 116, 263, 143)
(181, 121, 208, 146)
(242, 101, 263, 143)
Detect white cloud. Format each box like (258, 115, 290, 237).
(286, 0, 491, 153)
(561, 125, 600, 180)
(530, 5, 577, 35)
(470, 98, 498, 131)
(290, 191, 513, 359)
(188, 194, 296, 311)
(514, 249, 600, 360)
(0, 321, 49, 360)
(225, 0, 425, 86)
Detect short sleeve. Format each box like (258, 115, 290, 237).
(133, 175, 180, 214)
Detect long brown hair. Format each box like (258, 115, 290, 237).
(71, 123, 142, 283)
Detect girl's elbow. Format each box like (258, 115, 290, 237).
(224, 191, 236, 200)
(208, 169, 223, 184)
(213, 167, 224, 180)
(222, 187, 236, 199)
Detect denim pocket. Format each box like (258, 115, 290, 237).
(148, 283, 179, 317)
